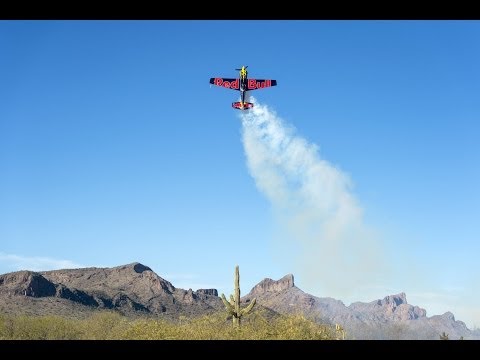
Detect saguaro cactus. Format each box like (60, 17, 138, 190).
(221, 265, 256, 327)
(335, 324, 346, 340)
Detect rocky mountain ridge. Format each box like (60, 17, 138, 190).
(0, 263, 477, 339)
(242, 273, 475, 339)
(0, 263, 222, 318)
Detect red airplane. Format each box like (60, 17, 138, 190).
(209, 66, 277, 110)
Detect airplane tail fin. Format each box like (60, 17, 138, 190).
(232, 101, 254, 110)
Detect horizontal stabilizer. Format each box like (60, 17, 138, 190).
(232, 102, 254, 110)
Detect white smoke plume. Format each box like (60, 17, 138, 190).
(240, 98, 387, 301)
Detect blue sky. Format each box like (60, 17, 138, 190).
(1, 20, 479, 328)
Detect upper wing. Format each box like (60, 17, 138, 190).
(246, 79, 277, 91)
(209, 78, 240, 91)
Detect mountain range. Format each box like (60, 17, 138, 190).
(0, 262, 477, 340)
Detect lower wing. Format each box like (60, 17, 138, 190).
(209, 78, 240, 91)
(246, 79, 277, 91)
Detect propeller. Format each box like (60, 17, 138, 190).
(235, 65, 248, 70)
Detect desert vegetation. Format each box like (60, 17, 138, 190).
(0, 311, 342, 340)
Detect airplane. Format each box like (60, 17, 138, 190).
(209, 66, 277, 110)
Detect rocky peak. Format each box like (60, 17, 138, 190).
(0, 271, 56, 297)
(132, 263, 152, 273)
(196, 289, 218, 297)
(248, 274, 295, 296)
(441, 311, 455, 321)
(181, 288, 197, 304)
(112, 262, 152, 274)
(377, 292, 407, 307)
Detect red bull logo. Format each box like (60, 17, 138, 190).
(248, 79, 272, 90)
(232, 101, 254, 110)
(213, 78, 239, 90)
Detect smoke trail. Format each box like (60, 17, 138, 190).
(240, 98, 387, 300)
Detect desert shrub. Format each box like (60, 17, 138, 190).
(121, 311, 336, 340)
(78, 311, 130, 340)
(0, 315, 82, 340)
(0, 311, 338, 340)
